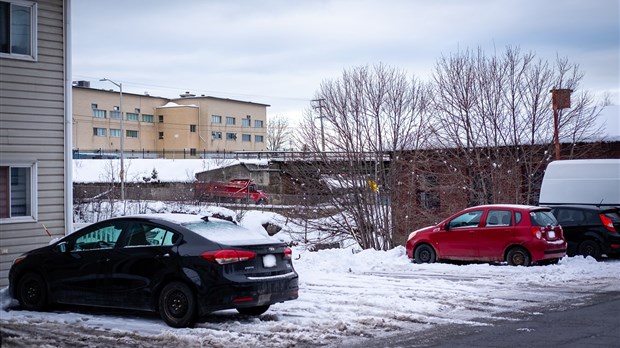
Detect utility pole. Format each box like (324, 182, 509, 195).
(312, 98, 326, 151)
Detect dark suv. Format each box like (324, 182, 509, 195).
(548, 205, 620, 260)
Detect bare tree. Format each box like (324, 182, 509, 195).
(431, 46, 605, 206)
(292, 63, 433, 250)
(266, 115, 294, 151)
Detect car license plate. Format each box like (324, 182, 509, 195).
(258, 294, 271, 304)
(548, 231, 556, 239)
(263, 254, 277, 268)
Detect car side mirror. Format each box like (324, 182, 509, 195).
(57, 241, 68, 253)
(442, 222, 450, 231)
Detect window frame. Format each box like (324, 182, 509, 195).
(126, 130, 139, 138)
(254, 135, 264, 143)
(0, 0, 38, 61)
(0, 161, 38, 223)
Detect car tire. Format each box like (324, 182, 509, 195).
(158, 281, 196, 328)
(414, 244, 436, 264)
(236, 305, 270, 316)
(577, 240, 602, 261)
(17, 272, 47, 311)
(506, 247, 531, 266)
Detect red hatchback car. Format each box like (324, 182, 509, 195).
(406, 205, 567, 266)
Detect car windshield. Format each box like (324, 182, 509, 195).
(182, 220, 277, 246)
(530, 211, 558, 226)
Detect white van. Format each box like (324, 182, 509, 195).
(539, 159, 620, 207)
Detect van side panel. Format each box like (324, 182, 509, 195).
(539, 159, 620, 206)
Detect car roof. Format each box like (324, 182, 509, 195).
(115, 213, 232, 225)
(543, 204, 620, 212)
(468, 204, 548, 211)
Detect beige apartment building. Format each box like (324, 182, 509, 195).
(73, 83, 269, 158)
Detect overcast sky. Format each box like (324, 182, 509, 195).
(72, 0, 620, 126)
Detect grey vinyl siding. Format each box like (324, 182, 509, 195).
(0, 0, 67, 287)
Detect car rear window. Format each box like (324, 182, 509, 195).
(530, 211, 558, 226)
(182, 220, 278, 246)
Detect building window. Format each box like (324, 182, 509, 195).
(226, 116, 236, 125)
(110, 129, 121, 137)
(92, 109, 106, 118)
(91, 103, 98, 109)
(242, 118, 251, 127)
(190, 148, 197, 156)
(0, 0, 37, 60)
(134, 108, 140, 113)
(158, 115, 164, 123)
(0, 163, 37, 221)
(93, 127, 107, 136)
(142, 114, 154, 123)
(126, 112, 139, 121)
(255, 135, 264, 143)
(190, 124, 196, 133)
(226, 133, 237, 141)
(242, 134, 251, 142)
(211, 115, 222, 124)
(126, 130, 138, 138)
(254, 120, 264, 128)
(110, 110, 122, 119)
(211, 131, 222, 140)
(158, 132, 164, 140)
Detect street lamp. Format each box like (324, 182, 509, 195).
(100, 78, 125, 206)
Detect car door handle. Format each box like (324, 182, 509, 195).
(155, 253, 170, 258)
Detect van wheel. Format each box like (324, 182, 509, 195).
(159, 282, 196, 328)
(506, 247, 530, 266)
(577, 240, 602, 261)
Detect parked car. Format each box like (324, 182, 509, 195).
(405, 205, 566, 266)
(548, 205, 620, 260)
(9, 214, 299, 328)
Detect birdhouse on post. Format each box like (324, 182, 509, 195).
(552, 88, 572, 109)
(550, 88, 573, 160)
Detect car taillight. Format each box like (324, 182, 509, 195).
(201, 250, 256, 265)
(599, 214, 617, 232)
(283, 247, 292, 260)
(530, 226, 542, 239)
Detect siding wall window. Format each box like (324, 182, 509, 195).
(211, 115, 222, 124)
(158, 115, 164, 123)
(0, 0, 37, 60)
(126, 130, 138, 138)
(242, 134, 251, 142)
(190, 124, 196, 133)
(254, 120, 264, 128)
(0, 163, 37, 222)
(142, 114, 154, 123)
(255, 135, 264, 143)
(92, 109, 106, 118)
(226, 116, 236, 125)
(226, 133, 237, 141)
(93, 128, 106, 136)
(158, 132, 164, 140)
(242, 118, 251, 127)
(110, 129, 121, 137)
(110, 110, 121, 119)
(211, 131, 222, 140)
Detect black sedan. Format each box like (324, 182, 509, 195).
(9, 214, 299, 327)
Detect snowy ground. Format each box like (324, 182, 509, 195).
(2, 248, 619, 347)
(2, 203, 620, 347)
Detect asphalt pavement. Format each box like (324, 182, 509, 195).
(344, 291, 620, 348)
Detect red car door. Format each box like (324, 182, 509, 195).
(476, 209, 515, 261)
(435, 209, 483, 259)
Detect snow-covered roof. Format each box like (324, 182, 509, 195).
(72, 158, 268, 183)
(157, 101, 198, 108)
